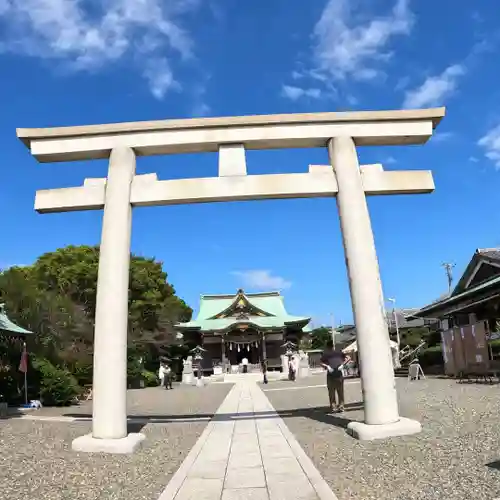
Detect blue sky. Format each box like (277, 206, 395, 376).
(1, 0, 500, 326)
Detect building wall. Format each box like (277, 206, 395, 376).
(441, 321, 490, 375)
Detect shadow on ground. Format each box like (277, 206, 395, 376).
(127, 420, 147, 433)
(486, 460, 500, 471)
(2, 406, 30, 420)
(61, 402, 365, 429)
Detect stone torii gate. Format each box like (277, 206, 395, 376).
(17, 107, 445, 453)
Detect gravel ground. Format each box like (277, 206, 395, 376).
(29, 383, 231, 419)
(265, 376, 500, 500)
(0, 384, 232, 500)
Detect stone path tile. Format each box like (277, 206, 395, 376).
(188, 459, 228, 480)
(175, 478, 224, 500)
(157, 380, 339, 500)
(225, 467, 266, 489)
(222, 488, 269, 500)
(228, 451, 262, 469)
(262, 457, 303, 475)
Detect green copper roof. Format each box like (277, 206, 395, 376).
(177, 290, 310, 333)
(0, 304, 33, 336)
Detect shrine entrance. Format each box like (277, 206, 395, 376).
(225, 329, 261, 366)
(18, 107, 445, 451)
(230, 343, 259, 365)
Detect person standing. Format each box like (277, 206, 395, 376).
(165, 364, 173, 389)
(158, 362, 166, 388)
(288, 356, 297, 381)
(320, 340, 350, 413)
(261, 358, 268, 384)
(242, 356, 249, 373)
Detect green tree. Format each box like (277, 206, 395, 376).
(31, 246, 192, 348)
(310, 327, 331, 350)
(0, 245, 192, 403)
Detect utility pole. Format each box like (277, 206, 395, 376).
(330, 313, 336, 349)
(387, 298, 401, 369)
(442, 262, 456, 295)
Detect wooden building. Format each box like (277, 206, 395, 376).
(414, 248, 500, 376)
(176, 289, 311, 373)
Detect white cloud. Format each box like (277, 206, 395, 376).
(312, 0, 414, 82)
(143, 58, 179, 99)
(190, 80, 211, 116)
(469, 156, 479, 163)
(478, 124, 500, 168)
(231, 270, 292, 291)
(0, 0, 201, 99)
(192, 102, 211, 116)
(281, 85, 322, 101)
(403, 64, 465, 108)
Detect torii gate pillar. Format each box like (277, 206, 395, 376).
(72, 147, 145, 453)
(330, 137, 419, 439)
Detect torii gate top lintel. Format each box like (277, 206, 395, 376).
(17, 107, 445, 163)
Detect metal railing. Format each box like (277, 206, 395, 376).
(399, 340, 426, 364)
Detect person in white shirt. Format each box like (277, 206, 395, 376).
(242, 357, 249, 373)
(158, 363, 166, 387)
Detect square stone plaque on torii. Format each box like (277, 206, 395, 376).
(17, 107, 445, 453)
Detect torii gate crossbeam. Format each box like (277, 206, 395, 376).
(17, 107, 445, 453)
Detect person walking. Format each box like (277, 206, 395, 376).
(320, 340, 350, 413)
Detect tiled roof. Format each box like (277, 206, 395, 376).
(0, 304, 33, 336)
(415, 247, 500, 318)
(478, 248, 500, 261)
(415, 274, 500, 317)
(176, 290, 310, 333)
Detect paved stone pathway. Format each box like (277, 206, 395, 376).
(158, 380, 338, 500)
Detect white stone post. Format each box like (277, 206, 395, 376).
(328, 137, 421, 440)
(72, 147, 145, 453)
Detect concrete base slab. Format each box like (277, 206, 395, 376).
(71, 432, 146, 454)
(347, 417, 421, 441)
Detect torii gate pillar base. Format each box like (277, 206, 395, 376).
(347, 417, 421, 441)
(72, 432, 146, 454)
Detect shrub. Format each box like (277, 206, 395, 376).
(127, 355, 143, 387)
(0, 371, 20, 403)
(32, 357, 81, 406)
(490, 339, 500, 356)
(142, 370, 158, 387)
(71, 360, 93, 386)
(417, 345, 444, 367)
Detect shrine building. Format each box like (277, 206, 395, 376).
(176, 289, 311, 372)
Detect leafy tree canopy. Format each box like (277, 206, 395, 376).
(0, 245, 192, 401)
(310, 327, 331, 350)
